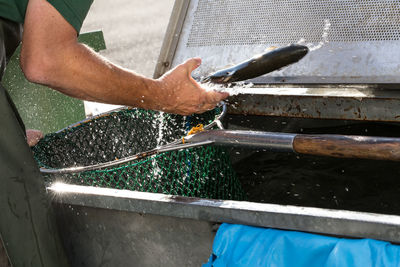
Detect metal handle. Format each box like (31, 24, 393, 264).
(184, 130, 295, 152)
(185, 130, 400, 161)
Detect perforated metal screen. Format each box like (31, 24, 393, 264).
(171, 0, 400, 83)
(187, 0, 400, 47)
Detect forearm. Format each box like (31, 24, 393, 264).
(21, 41, 164, 110)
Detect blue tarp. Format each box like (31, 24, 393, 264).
(203, 224, 400, 267)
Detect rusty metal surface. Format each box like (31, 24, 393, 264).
(227, 86, 400, 122)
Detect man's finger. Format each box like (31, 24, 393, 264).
(205, 91, 229, 103)
(203, 103, 218, 112)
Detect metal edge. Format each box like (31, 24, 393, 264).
(48, 184, 400, 243)
(153, 0, 191, 78)
(227, 90, 400, 122)
(40, 140, 214, 174)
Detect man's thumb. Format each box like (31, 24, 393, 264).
(184, 57, 202, 72)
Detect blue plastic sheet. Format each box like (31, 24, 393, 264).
(204, 224, 400, 267)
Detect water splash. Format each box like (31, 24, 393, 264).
(155, 112, 165, 146)
(202, 81, 254, 96)
(202, 81, 253, 95)
(298, 19, 331, 51)
(152, 112, 166, 179)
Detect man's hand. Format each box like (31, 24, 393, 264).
(156, 58, 229, 115)
(26, 129, 43, 147)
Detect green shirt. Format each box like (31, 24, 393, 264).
(0, 0, 93, 33)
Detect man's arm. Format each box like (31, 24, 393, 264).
(20, 0, 228, 115)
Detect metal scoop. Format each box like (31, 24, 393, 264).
(203, 44, 309, 84)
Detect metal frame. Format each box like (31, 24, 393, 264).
(153, 0, 400, 122)
(49, 183, 400, 243)
(153, 0, 190, 79)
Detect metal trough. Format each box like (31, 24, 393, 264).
(51, 183, 400, 266)
(51, 1, 400, 266)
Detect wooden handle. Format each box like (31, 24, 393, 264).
(293, 134, 400, 161)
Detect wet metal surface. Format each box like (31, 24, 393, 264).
(55, 203, 215, 267)
(228, 86, 400, 122)
(49, 184, 400, 243)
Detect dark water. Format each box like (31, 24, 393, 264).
(234, 152, 400, 215)
(228, 115, 400, 216)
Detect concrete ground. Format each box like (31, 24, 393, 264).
(81, 0, 175, 115)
